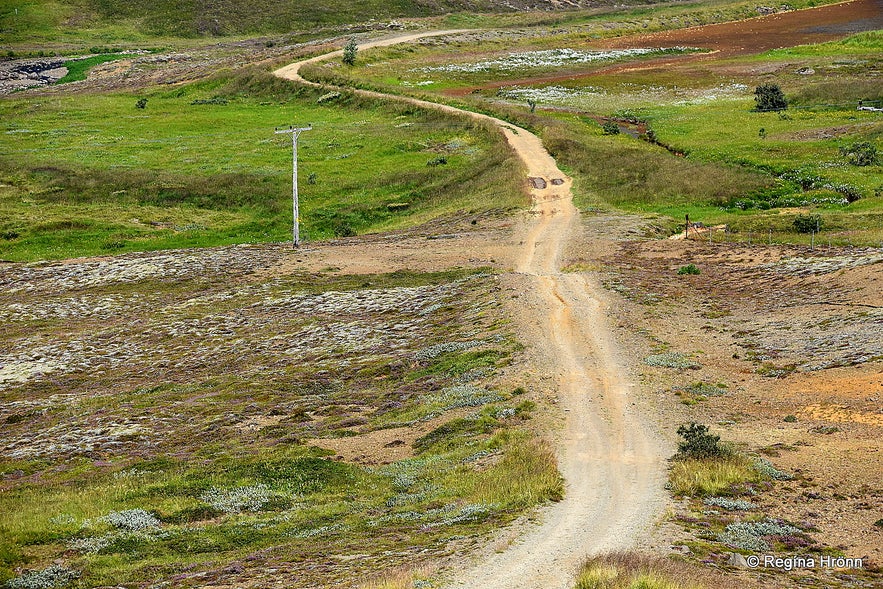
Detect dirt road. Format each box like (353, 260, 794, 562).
(275, 34, 667, 589)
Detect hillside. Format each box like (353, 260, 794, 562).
(2, 0, 674, 45)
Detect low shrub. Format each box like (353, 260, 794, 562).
(602, 120, 620, 135)
(840, 141, 879, 166)
(644, 352, 700, 370)
(793, 214, 822, 234)
(704, 496, 756, 511)
(717, 519, 801, 551)
(676, 423, 731, 460)
(677, 264, 700, 275)
(6, 564, 79, 589)
(101, 509, 160, 532)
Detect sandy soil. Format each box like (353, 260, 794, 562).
(276, 32, 669, 589)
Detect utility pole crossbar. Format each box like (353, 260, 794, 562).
(275, 125, 312, 248)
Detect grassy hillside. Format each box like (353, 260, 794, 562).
(0, 0, 689, 48)
(0, 70, 525, 261)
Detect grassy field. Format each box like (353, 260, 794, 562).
(319, 27, 883, 244)
(0, 259, 562, 586)
(0, 70, 525, 262)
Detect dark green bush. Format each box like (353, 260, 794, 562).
(754, 83, 787, 111)
(342, 38, 357, 66)
(676, 423, 731, 460)
(677, 264, 700, 275)
(602, 120, 620, 135)
(793, 214, 822, 234)
(840, 141, 879, 166)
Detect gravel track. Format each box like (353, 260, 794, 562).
(275, 32, 666, 588)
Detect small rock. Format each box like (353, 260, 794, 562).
(727, 552, 749, 568)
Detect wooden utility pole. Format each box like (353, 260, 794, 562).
(275, 125, 312, 247)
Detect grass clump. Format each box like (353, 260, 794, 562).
(669, 424, 795, 497)
(669, 458, 762, 498)
(471, 434, 564, 509)
(677, 264, 700, 276)
(670, 423, 760, 497)
(575, 553, 718, 589)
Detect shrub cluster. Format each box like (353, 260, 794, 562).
(704, 496, 756, 511)
(644, 352, 700, 369)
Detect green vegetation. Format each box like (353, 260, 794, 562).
(669, 456, 763, 497)
(330, 24, 882, 244)
(575, 553, 713, 589)
(675, 423, 730, 460)
(54, 53, 135, 84)
(754, 83, 787, 112)
(0, 70, 524, 261)
(669, 424, 794, 497)
(677, 264, 700, 275)
(0, 266, 560, 585)
(342, 38, 358, 66)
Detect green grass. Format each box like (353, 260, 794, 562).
(0, 70, 524, 261)
(321, 23, 883, 244)
(574, 553, 724, 589)
(669, 456, 763, 497)
(54, 53, 136, 84)
(759, 30, 883, 59)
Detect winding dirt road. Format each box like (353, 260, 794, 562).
(274, 33, 667, 589)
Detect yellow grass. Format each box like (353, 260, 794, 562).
(669, 456, 762, 497)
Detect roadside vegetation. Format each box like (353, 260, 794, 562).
(0, 69, 524, 261)
(573, 553, 742, 589)
(316, 26, 882, 245)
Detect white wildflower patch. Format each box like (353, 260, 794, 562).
(499, 85, 604, 104)
(415, 340, 483, 361)
(419, 48, 692, 73)
(427, 385, 504, 410)
(717, 519, 801, 551)
(201, 484, 272, 514)
(101, 509, 161, 532)
(703, 497, 756, 511)
(67, 535, 112, 554)
(5, 564, 80, 589)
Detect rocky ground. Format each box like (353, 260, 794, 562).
(563, 220, 883, 586)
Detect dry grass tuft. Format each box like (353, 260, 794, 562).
(576, 552, 754, 589)
(472, 435, 565, 508)
(669, 456, 762, 497)
(359, 565, 434, 589)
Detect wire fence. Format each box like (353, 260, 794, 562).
(677, 224, 883, 251)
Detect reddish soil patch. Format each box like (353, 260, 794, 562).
(601, 0, 883, 56)
(442, 0, 883, 97)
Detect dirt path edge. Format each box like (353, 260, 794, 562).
(273, 34, 669, 589)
